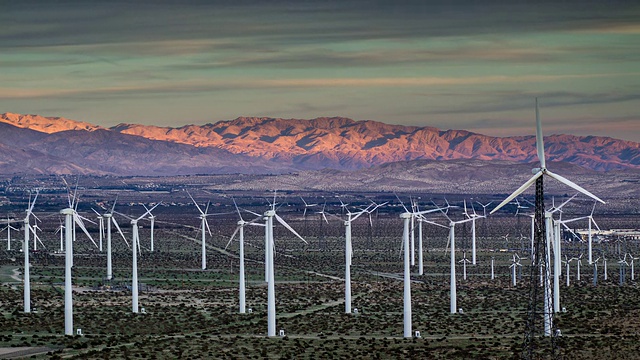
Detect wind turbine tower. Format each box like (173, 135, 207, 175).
(491, 99, 604, 359)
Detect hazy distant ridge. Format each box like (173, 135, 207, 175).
(1, 112, 638, 175)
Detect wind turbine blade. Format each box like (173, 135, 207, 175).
(188, 192, 205, 215)
(232, 198, 243, 220)
(112, 217, 130, 247)
(395, 193, 410, 213)
(545, 170, 605, 204)
(225, 226, 240, 250)
(431, 201, 451, 222)
(74, 214, 98, 248)
(535, 97, 546, 169)
(454, 217, 476, 225)
(303, 208, 307, 218)
(204, 218, 213, 237)
(136, 202, 161, 222)
(590, 202, 597, 216)
(274, 214, 307, 244)
(91, 208, 101, 216)
(422, 220, 448, 229)
(243, 208, 261, 217)
(204, 201, 210, 216)
(560, 222, 581, 241)
(28, 191, 39, 214)
(591, 218, 602, 231)
(490, 171, 542, 214)
(110, 197, 118, 214)
(550, 193, 577, 214)
(77, 214, 96, 225)
(322, 212, 328, 224)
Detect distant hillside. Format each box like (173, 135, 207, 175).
(0, 113, 638, 176)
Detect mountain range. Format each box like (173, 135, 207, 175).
(0, 112, 638, 176)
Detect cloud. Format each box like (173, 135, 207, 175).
(2, 73, 633, 100)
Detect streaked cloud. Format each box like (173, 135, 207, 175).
(0, 0, 639, 142)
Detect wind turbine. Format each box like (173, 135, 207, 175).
(116, 203, 161, 313)
(629, 253, 638, 281)
(585, 202, 601, 265)
(437, 207, 475, 314)
(99, 199, 128, 281)
(225, 199, 263, 314)
(510, 253, 523, 286)
(263, 194, 307, 337)
(189, 193, 213, 271)
(91, 209, 104, 252)
(341, 204, 372, 314)
(459, 251, 471, 281)
(142, 204, 158, 252)
(551, 213, 589, 312)
(2, 217, 19, 251)
(490, 99, 605, 342)
(463, 200, 485, 265)
(414, 201, 448, 275)
(300, 196, 317, 219)
(60, 192, 98, 335)
(22, 191, 38, 313)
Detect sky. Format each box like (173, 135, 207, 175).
(1, 0, 639, 142)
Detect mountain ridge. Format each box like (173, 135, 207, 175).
(1, 112, 639, 175)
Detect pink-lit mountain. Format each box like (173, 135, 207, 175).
(1, 112, 638, 176)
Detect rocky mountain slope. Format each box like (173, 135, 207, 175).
(1, 113, 638, 176)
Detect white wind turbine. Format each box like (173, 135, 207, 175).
(585, 202, 601, 265)
(91, 209, 105, 252)
(142, 204, 158, 252)
(463, 200, 485, 265)
(629, 253, 638, 281)
(225, 199, 263, 314)
(263, 197, 307, 337)
(54, 221, 64, 252)
(60, 193, 99, 335)
(116, 203, 161, 313)
(2, 217, 20, 251)
(510, 254, 522, 287)
(101, 199, 129, 281)
(438, 207, 475, 314)
(414, 201, 449, 275)
(341, 204, 372, 314)
(490, 98, 605, 337)
(592, 257, 601, 286)
(22, 191, 39, 313)
(399, 211, 414, 337)
(460, 251, 471, 281)
(551, 212, 588, 312)
(30, 224, 46, 251)
(189, 193, 213, 271)
(300, 196, 317, 219)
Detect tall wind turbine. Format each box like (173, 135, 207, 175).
(100, 199, 128, 281)
(225, 199, 263, 314)
(440, 210, 475, 314)
(463, 200, 485, 265)
(117, 204, 161, 313)
(397, 198, 447, 337)
(263, 196, 307, 337)
(490, 99, 605, 350)
(342, 204, 372, 314)
(141, 204, 158, 252)
(92, 209, 104, 252)
(61, 193, 98, 335)
(22, 191, 39, 313)
(189, 193, 213, 270)
(585, 202, 601, 265)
